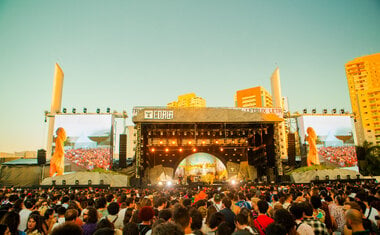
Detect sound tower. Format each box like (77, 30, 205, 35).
(37, 149, 46, 165)
(119, 134, 127, 168)
(287, 133, 296, 166)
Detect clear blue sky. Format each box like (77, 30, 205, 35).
(0, 0, 379, 152)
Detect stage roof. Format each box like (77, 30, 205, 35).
(132, 107, 283, 123)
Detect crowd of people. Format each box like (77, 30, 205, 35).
(65, 148, 111, 170)
(0, 181, 379, 235)
(318, 146, 357, 167)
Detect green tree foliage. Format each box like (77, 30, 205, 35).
(356, 141, 380, 176)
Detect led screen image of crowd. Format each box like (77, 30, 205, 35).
(52, 115, 112, 170)
(298, 115, 357, 168)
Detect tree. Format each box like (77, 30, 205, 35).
(356, 141, 380, 176)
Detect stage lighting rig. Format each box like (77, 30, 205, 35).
(83, 108, 87, 113)
(96, 108, 100, 114)
(106, 107, 111, 113)
(62, 108, 67, 113)
(72, 108, 76, 113)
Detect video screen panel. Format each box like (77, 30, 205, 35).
(53, 114, 112, 170)
(297, 115, 357, 167)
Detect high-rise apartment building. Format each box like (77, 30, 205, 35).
(167, 93, 206, 108)
(345, 53, 380, 145)
(235, 86, 273, 108)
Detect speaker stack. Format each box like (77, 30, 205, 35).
(37, 149, 46, 165)
(119, 134, 127, 168)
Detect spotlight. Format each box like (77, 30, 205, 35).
(188, 141, 192, 145)
(332, 108, 337, 114)
(303, 109, 307, 114)
(62, 108, 67, 113)
(72, 108, 76, 113)
(192, 148, 197, 152)
(165, 148, 169, 153)
(158, 181, 163, 186)
(323, 109, 327, 114)
(96, 108, 100, 114)
(312, 109, 316, 114)
(83, 108, 87, 113)
(150, 148, 155, 152)
(179, 148, 183, 153)
(75, 180, 79, 185)
(220, 147, 224, 152)
(215, 140, 219, 144)
(106, 107, 111, 113)
(159, 140, 163, 145)
(172, 141, 176, 145)
(231, 180, 237, 185)
(166, 181, 172, 187)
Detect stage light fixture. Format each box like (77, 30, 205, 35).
(202, 141, 206, 144)
(231, 180, 237, 185)
(159, 140, 163, 145)
(100, 179, 104, 185)
(215, 140, 219, 144)
(188, 141, 192, 145)
(312, 109, 316, 114)
(179, 148, 183, 153)
(83, 108, 87, 113)
(172, 141, 176, 145)
(303, 109, 307, 114)
(96, 108, 100, 114)
(347, 175, 350, 180)
(72, 108, 76, 113)
(340, 109, 345, 114)
(325, 175, 329, 181)
(52, 180, 56, 186)
(150, 148, 155, 152)
(62, 180, 66, 185)
(192, 148, 197, 152)
(332, 108, 337, 114)
(106, 107, 111, 113)
(220, 147, 224, 152)
(165, 148, 169, 152)
(62, 108, 67, 113)
(323, 109, 327, 114)
(88, 180, 92, 185)
(75, 180, 79, 185)
(337, 175, 341, 180)
(166, 181, 172, 187)
(356, 174, 360, 180)
(158, 181, 163, 186)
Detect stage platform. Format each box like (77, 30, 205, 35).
(290, 168, 364, 183)
(41, 171, 130, 188)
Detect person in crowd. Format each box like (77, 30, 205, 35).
(18, 200, 33, 232)
(219, 198, 235, 232)
(273, 208, 297, 235)
(82, 207, 98, 235)
(345, 209, 370, 235)
(42, 208, 56, 235)
(355, 191, 379, 226)
(138, 206, 155, 235)
(216, 222, 232, 235)
(51, 222, 83, 235)
(51, 206, 66, 232)
(253, 200, 273, 235)
(119, 198, 135, 226)
(310, 196, 325, 224)
(94, 227, 115, 235)
(265, 222, 287, 235)
(302, 202, 328, 235)
(122, 222, 138, 235)
(207, 212, 225, 235)
(158, 209, 172, 222)
(202, 205, 217, 234)
(0, 224, 11, 235)
(0, 211, 26, 235)
(25, 214, 43, 235)
(329, 194, 346, 234)
(235, 193, 250, 210)
(282, 194, 292, 210)
(95, 198, 108, 218)
(106, 202, 123, 229)
(152, 222, 184, 235)
(233, 213, 257, 235)
(173, 206, 193, 235)
(289, 203, 314, 235)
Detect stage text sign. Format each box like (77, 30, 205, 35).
(144, 110, 174, 120)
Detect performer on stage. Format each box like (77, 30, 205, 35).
(49, 127, 66, 176)
(306, 127, 319, 166)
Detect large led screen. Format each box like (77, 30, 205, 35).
(53, 114, 112, 170)
(297, 115, 357, 167)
